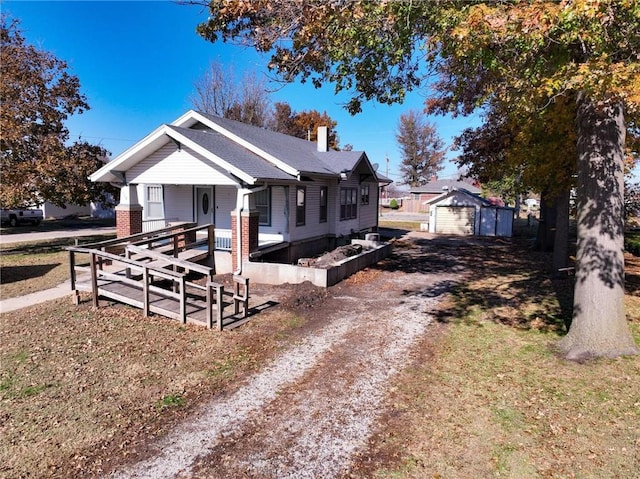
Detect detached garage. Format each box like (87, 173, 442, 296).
(426, 188, 514, 237)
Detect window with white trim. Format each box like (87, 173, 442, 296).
(361, 184, 370, 205)
(340, 188, 358, 220)
(319, 187, 328, 223)
(145, 185, 164, 219)
(296, 186, 306, 226)
(255, 188, 271, 226)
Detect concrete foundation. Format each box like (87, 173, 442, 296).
(241, 241, 392, 287)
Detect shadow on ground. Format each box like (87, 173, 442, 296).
(375, 233, 574, 334)
(1, 264, 60, 284)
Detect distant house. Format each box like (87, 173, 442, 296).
(89, 110, 381, 272)
(39, 200, 114, 219)
(410, 179, 481, 202)
(403, 179, 481, 213)
(376, 173, 393, 207)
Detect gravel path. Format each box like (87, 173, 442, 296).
(108, 239, 455, 479)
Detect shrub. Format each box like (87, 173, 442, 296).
(389, 198, 399, 210)
(625, 232, 640, 256)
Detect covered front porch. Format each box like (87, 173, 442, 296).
(115, 183, 288, 274)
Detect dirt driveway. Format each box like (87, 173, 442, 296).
(100, 232, 470, 478)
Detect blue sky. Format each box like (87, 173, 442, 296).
(5, 0, 484, 186)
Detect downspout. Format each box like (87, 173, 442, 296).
(235, 183, 269, 275)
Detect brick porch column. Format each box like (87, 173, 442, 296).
(115, 184, 143, 238)
(231, 209, 260, 271)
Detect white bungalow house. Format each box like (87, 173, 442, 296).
(89, 110, 381, 272)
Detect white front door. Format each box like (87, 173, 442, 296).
(196, 187, 213, 226)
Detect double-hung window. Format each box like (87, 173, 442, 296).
(296, 186, 306, 226)
(255, 188, 271, 226)
(145, 185, 164, 219)
(360, 184, 370, 205)
(340, 188, 358, 220)
(319, 187, 328, 223)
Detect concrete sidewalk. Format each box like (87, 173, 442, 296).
(0, 226, 115, 245)
(0, 281, 73, 314)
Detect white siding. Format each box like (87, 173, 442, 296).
(262, 186, 288, 236)
(480, 207, 497, 236)
(288, 182, 333, 242)
(333, 175, 361, 237)
(359, 181, 378, 231)
(435, 206, 475, 235)
(214, 185, 236, 230)
(128, 144, 236, 185)
(164, 185, 193, 222)
(40, 203, 92, 219)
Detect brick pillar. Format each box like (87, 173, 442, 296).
(115, 205, 143, 238)
(115, 184, 143, 238)
(231, 210, 259, 271)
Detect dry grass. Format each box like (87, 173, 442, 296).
(0, 236, 112, 299)
(2, 233, 639, 479)
(0, 296, 305, 478)
(351, 248, 640, 479)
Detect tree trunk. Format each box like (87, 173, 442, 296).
(552, 189, 570, 279)
(557, 96, 639, 359)
(535, 190, 556, 252)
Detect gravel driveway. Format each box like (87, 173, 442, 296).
(107, 233, 465, 478)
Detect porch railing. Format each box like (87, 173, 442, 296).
(138, 224, 280, 252)
(142, 217, 179, 233)
(215, 229, 232, 251)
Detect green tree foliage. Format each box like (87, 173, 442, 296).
(0, 17, 114, 209)
(396, 110, 445, 187)
(196, 0, 640, 358)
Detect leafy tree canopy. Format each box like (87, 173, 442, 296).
(196, 1, 639, 120)
(0, 16, 115, 209)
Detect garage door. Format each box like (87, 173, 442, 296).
(435, 206, 475, 235)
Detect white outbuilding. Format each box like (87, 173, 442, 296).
(425, 188, 514, 237)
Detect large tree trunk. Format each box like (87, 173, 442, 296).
(558, 96, 639, 359)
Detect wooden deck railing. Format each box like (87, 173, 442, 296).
(67, 246, 226, 329)
(66, 223, 255, 330)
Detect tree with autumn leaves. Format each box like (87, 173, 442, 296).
(0, 17, 115, 210)
(196, 0, 639, 359)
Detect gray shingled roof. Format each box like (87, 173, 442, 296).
(197, 112, 366, 177)
(410, 179, 480, 194)
(168, 126, 296, 182)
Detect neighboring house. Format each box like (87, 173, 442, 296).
(410, 178, 481, 202)
(89, 110, 381, 272)
(404, 179, 481, 213)
(425, 188, 514, 237)
(377, 173, 393, 207)
(39, 200, 114, 219)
